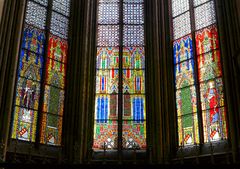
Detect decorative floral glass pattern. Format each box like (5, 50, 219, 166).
(99, 0, 119, 3)
(50, 12, 69, 39)
(25, 1, 47, 30)
(194, 0, 210, 7)
(11, 0, 70, 145)
(53, 0, 70, 16)
(123, 4, 144, 24)
(33, 0, 48, 6)
(94, 0, 146, 150)
(98, 25, 120, 46)
(173, 12, 191, 40)
(194, 1, 216, 30)
(123, 25, 144, 46)
(123, 0, 144, 3)
(98, 3, 119, 24)
(171, 0, 189, 17)
(171, 0, 227, 145)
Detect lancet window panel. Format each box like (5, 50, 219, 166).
(94, 0, 146, 150)
(170, 0, 227, 146)
(11, 0, 71, 146)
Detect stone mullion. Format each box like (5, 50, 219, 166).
(145, 0, 154, 163)
(0, 0, 26, 161)
(145, 0, 164, 164)
(153, 0, 163, 163)
(0, 0, 15, 108)
(79, 0, 94, 163)
(216, 0, 240, 163)
(0, 0, 12, 66)
(162, 0, 177, 163)
(74, 0, 85, 162)
(62, 0, 83, 162)
(83, 0, 98, 163)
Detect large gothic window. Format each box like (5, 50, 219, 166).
(11, 0, 70, 146)
(170, 0, 227, 146)
(93, 0, 146, 150)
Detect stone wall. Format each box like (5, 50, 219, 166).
(0, 0, 4, 22)
(237, 0, 240, 24)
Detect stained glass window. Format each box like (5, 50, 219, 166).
(171, 0, 227, 146)
(11, 0, 71, 145)
(94, 0, 146, 150)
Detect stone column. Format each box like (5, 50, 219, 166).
(216, 0, 240, 163)
(0, 0, 26, 161)
(62, 0, 97, 163)
(0, 0, 5, 22)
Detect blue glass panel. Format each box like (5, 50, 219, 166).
(173, 35, 193, 64)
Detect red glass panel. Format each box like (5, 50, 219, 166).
(195, 25, 219, 55)
(48, 34, 68, 63)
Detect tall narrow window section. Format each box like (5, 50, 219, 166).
(11, 0, 70, 146)
(170, 0, 227, 145)
(94, 0, 146, 150)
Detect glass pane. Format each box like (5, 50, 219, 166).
(175, 59, 195, 89)
(96, 70, 119, 94)
(173, 12, 191, 40)
(123, 3, 144, 24)
(202, 107, 227, 142)
(123, 25, 144, 46)
(11, 106, 37, 142)
(194, 1, 216, 30)
(22, 24, 46, 55)
(48, 34, 68, 63)
(178, 113, 199, 145)
(98, 3, 119, 24)
(123, 0, 144, 3)
(123, 95, 145, 120)
(95, 95, 118, 120)
(123, 47, 145, 69)
(96, 47, 119, 69)
(195, 25, 219, 55)
(93, 120, 118, 149)
(97, 25, 120, 46)
(99, 0, 120, 3)
(50, 12, 69, 39)
(18, 50, 43, 82)
(40, 113, 63, 145)
(200, 78, 225, 111)
(171, 0, 189, 17)
(45, 58, 66, 88)
(173, 35, 193, 64)
(176, 85, 197, 117)
(194, 0, 210, 7)
(25, 1, 47, 30)
(122, 120, 146, 149)
(43, 85, 65, 115)
(198, 50, 222, 82)
(15, 77, 41, 110)
(53, 0, 70, 16)
(33, 0, 48, 6)
(123, 70, 145, 94)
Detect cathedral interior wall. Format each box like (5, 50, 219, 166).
(0, 0, 4, 22)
